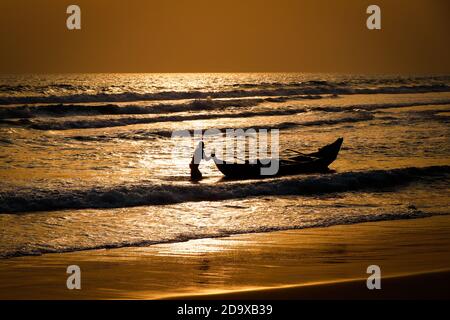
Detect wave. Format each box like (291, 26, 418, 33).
(1, 165, 448, 214)
(3, 100, 448, 131)
(0, 97, 274, 120)
(0, 95, 324, 120)
(65, 113, 374, 141)
(0, 84, 449, 105)
(0, 210, 432, 259)
(22, 109, 305, 130)
(229, 77, 450, 89)
(0, 83, 86, 93)
(6, 94, 446, 121)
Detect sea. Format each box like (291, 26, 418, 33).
(0, 73, 449, 258)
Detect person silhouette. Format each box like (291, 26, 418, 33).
(190, 141, 205, 181)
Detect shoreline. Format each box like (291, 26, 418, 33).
(1, 215, 450, 299)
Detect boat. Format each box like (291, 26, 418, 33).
(211, 138, 344, 178)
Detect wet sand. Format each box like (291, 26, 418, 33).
(173, 270, 450, 300)
(1, 215, 449, 300)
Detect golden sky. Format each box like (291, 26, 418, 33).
(0, 0, 449, 73)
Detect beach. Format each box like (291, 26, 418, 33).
(1, 215, 449, 300)
(179, 271, 450, 300)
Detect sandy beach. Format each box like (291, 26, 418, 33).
(1, 215, 449, 300)
(175, 271, 450, 300)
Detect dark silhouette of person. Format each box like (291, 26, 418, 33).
(190, 141, 205, 181)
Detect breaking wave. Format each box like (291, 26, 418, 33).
(0, 97, 278, 119)
(1, 165, 448, 214)
(3, 100, 448, 131)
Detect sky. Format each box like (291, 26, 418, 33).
(0, 0, 449, 73)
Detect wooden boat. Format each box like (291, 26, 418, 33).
(212, 138, 344, 178)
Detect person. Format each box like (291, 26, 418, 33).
(190, 141, 205, 181)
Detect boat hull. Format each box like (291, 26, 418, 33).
(213, 138, 343, 179)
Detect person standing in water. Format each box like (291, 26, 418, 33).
(190, 141, 205, 181)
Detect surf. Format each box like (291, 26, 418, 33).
(0, 165, 448, 214)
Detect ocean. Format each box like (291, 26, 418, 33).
(0, 73, 449, 258)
